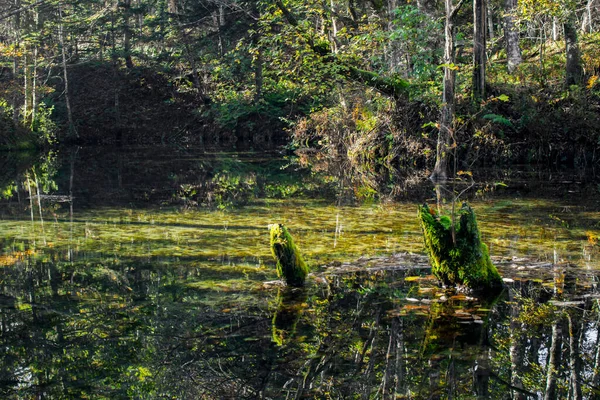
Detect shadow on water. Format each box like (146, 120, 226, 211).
(2, 147, 600, 398)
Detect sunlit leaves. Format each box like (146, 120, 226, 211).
(518, 0, 579, 21)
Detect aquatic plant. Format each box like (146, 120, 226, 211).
(269, 224, 309, 287)
(417, 202, 502, 290)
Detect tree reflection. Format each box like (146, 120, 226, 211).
(1, 247, 600, 398)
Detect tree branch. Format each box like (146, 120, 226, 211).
(0, 0, 50, 22)
(450, 0, 467, 19)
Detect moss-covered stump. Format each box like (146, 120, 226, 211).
(417, 203, 502, 291)
(269, 224, 309, 287)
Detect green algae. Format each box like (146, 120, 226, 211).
(269, 224, 309, 287)
(418, 203, 503, 290)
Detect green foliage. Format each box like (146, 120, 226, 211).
(390, 5, 443, 82)
(31, 103, 57, 145)
(417, 203, 502, 290)
(269, 224, 309, 287)
(0, 100, 38, 151)
(210, 172, 256, 210)
(482, 113, 515, 129)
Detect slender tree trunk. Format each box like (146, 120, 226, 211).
(11, 0, 20, 123)
(564, 19, 583, 86)
(387, 0, 403, 75)
(110, 6, 121, 137)
(168, 0, 176, 14)
(581, 0, 594, 33)
(473, 0, 486, 102)
(218, 5, 225, 56)
(504, 0, 522, 73)
(487, 4, 495, 40)
(254, 47, 263, 104)
(12, 54, 19, 123)
(348, 0, 358, 24)
(432, 0, 463, 181)
(31, 46, 37, 125)
(59, 2, 76, 137)
(23, 49, 28, 119)
(31, 7, 39, 125)
(330, 0, 339, 53)
(123, 0, 134, 69)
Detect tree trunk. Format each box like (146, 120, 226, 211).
(487, 3, 495, 39)
(123, 0, 134, 69)
(504, 0, 522, 74)
(31, 45, 37, 125)
(432, 0, 462, 181)
(387, 0, 403, 75)
(473, 0, 486, 102)
(330, 0, 339, 53)
(12, 54, 19, 124)
(59, 2, 76, 137)
(168, 0, 176, 14)
(12, 0, 20, 124)
(254, 47, 263, 104)
(581, 0, 594, 33)
(564, 19, 583, 86)
(23, 49, 28, 119)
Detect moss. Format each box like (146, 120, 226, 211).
(269, 224, 309, 287)
(417, 203, 502, 290)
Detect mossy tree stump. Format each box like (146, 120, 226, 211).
(417, 203, 502, 290)
(269, 224, 309, 287)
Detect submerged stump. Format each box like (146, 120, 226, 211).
(269, 224, 309, 287)
(417, 203, 502, 291)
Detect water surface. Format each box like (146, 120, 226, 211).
(1, 147, 600, 399)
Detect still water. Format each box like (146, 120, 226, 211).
(1, 147, 600, 399)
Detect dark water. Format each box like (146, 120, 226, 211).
(1, 147, 600, 399)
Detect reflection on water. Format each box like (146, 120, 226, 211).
(1, 147, 600, 398)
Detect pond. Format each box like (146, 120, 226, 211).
(1, 147, 600, 399)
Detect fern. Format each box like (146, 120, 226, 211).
(483, 113, 515, 128)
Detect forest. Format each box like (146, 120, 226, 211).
(2, 1, 600, 399)
(0, 0, 598, 190)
